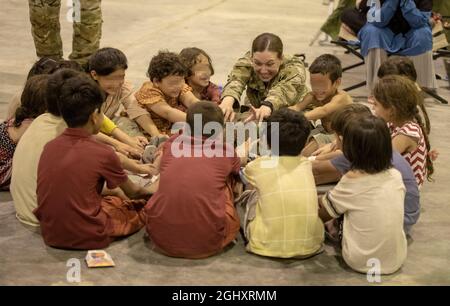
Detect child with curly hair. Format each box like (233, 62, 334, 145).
(179, 47, 221, 104)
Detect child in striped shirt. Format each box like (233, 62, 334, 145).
(372, 75, 434, 187)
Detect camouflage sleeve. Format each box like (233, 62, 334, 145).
(264, 56, 309, 111)
(220, 52, 253, 104)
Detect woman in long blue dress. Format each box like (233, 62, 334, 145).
(356, 0, 435, 91)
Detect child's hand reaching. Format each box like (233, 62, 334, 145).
(114, 142, 142, 159)
(136, 163, 159, 177)
(130, 136, 149, 149)
(312, 142, 337, 156)
(219, 97, 236, 122)
(244, 105, 272, 123)
(156, 132, 169, 139)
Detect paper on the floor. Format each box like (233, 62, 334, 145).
(85, 250, 115, 268)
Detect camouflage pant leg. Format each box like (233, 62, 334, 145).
(69, 0, 102, 67)
(320, 0, 356, 40)
(28, 0, 63, 59)
(434, 0, 450, 16)
(434, 0, 450, 47)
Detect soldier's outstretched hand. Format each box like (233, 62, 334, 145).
(220, 97, 236, 122)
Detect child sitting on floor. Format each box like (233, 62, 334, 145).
(237, 108, 324, 259)
(89, 47, 163, 142)
(0, 75, 48, 189)
(312, 104, 420, 234)
(311, 55, 433, 160)
(7, 58, 146, 158)
(179, 47, 221, 104)
(5, 58, 81, 121)
(376, 56, 432, 137)
(145, 101, 242, 259)
(135, 51, 200, 135)
(11, 69, 156, 227)
(319, 115, 407, 274)
(290, 54, 353, 156)
(35, 74, 154, 250)
(372, 75, 434, 188)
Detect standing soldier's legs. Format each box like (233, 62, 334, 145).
(28, 0, 63, 60)
(70, 0, 102, 68)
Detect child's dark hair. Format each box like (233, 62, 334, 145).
(374, 75, 434, 180)
(265, 108, 310, 156)
(377, 56, 417, 82)
(27, 58, 83, 80)
(309, 54, 342, 83)
(330, 103, 372, 135)
(147, 51, 187, 82)
(376, 56, 430, 134)
(179, 47, 215, 77)
(27, 57, 59, 80)
(14, 75, 48, 127)
(88, 47, 128, 76)
(57, 60, 84, 72)
(251, 33, 283, 59)
(186, 101, 224, 137)
(57, 75, 104, 128)
(46, 68, 85, 116)
(342, 116, 392, 174)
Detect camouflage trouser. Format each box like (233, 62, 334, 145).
(28, 0, 102, 67)
(434, 0, 450, 47)
(320, 0, 356, 40)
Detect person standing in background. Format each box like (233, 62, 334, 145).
(28, 0, 102, 69)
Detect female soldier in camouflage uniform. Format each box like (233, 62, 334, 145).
(220, 33, 309, 122)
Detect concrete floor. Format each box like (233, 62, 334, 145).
(1, 0, 449, 285)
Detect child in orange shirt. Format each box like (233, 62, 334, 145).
(135, 51, 199, 135)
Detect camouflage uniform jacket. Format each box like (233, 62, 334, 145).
(221, 52, 309, 110)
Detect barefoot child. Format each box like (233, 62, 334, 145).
(290, 54, 353, 156)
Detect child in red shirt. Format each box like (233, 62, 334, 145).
(145, 101, 243, 258)
(35, 74, 154, 250)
